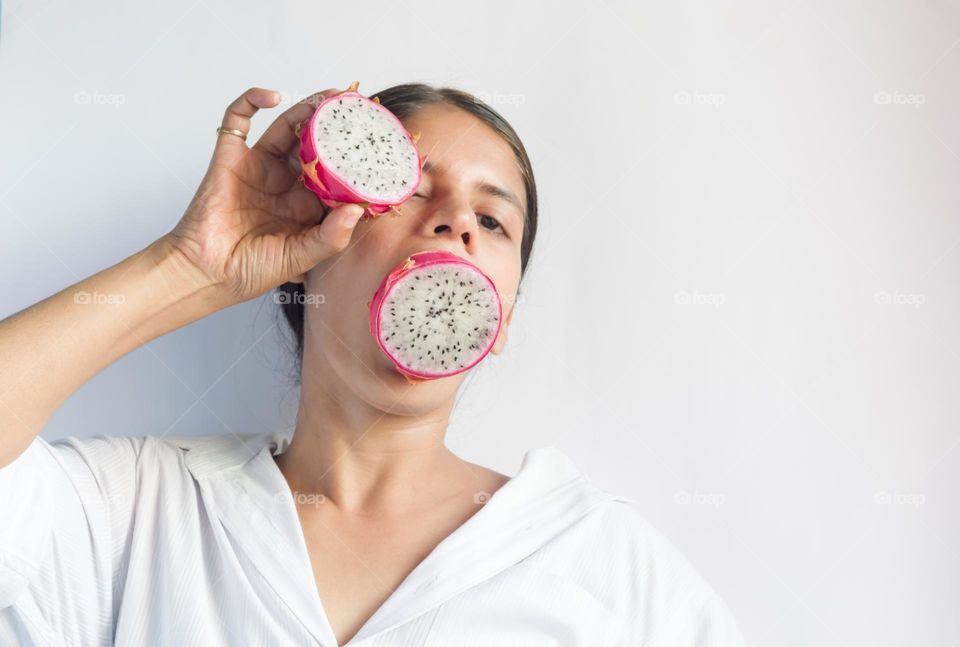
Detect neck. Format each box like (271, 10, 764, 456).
(275, 358, 467, 517)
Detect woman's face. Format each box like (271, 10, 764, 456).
(300, 103, 526, 411)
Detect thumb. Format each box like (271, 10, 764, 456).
(285, 204, 366, 278)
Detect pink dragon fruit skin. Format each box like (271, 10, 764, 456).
(298, 81, 426, 218)
(368, 250, 503, 383)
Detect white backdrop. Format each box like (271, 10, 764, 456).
(2, 0, 959, 644)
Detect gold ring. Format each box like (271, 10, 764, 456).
(216, 126, 247, 141)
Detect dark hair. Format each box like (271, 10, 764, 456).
(277, 83, 539, 375)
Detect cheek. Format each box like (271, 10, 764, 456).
(347, 219, 422, 274)
(490, 270, 520, 319)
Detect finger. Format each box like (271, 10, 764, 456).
(285, 203, 365, 278)
(253, 87, 342, 159)
(287, 150, 304, 179)
(215, 87, 282, 160)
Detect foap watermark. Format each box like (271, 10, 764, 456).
(73, 90, 126, 108)
(276, 89, 325, 107)
(273, 291, 326, 307)
(874, 291, 925, 308)
(74, 290, 125, 305)
(500, 293, 527, 307)
(673, 490, 726, 507)
(475, 91, 526, 107)
(674, 290, 726, 307)
(674, 91, 726, 108)
(873, 91, 925, 108)
(873, 490, 925, 507)
(275, 490, 327, 507)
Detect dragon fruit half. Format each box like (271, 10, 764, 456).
(368, 250, 503, 383)
(297, 81, 424, 218)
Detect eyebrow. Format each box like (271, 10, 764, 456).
(422, 160, 525, 219)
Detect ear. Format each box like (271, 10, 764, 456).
(490, 305, 514, 356)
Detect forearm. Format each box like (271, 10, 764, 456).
(0, 236, 227, 467)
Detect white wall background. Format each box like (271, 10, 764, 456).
(2, 0, 958, 644)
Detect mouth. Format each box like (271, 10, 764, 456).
(402, 247, 464, 264)
(378, 248, 468, 285)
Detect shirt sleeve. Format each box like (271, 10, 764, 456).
(598, 502, 749, 647)
(685, 589, 748, 647)
(629, 561, 748, 647)
(0, 433, 145, 644)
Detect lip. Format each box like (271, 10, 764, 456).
(401, 247, 465, 265)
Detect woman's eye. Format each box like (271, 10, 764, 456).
(478, 214, 505, 234)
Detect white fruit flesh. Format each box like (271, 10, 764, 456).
(377, 262, 500, 377)
(312, 95, 420, 203)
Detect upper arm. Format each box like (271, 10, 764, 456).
(0, 434, 145, 643)
(687, 592, 748, 647)
(588, 502, 748, 647)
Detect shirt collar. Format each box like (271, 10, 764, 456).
(171, 432, 630, 645)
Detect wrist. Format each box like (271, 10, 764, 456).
(144, 235, 232, 317)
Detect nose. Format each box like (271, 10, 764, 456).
(420, 195, 479, 254)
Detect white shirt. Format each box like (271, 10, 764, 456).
(0, 431, 747, 646)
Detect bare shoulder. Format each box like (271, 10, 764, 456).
(461, 459, 511, 495)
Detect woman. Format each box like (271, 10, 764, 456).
(0, 83, 747, 646)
